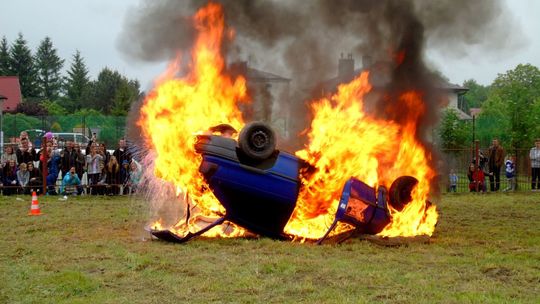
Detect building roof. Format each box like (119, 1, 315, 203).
(0, 76, 22, 112)
(454, 108, 472, 120)
(247, 67, 290, 83)
(228, 61, 290, 84)
(437, 80, 468, 93)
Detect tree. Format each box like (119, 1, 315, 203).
(63, 50, 90, 111)
(438, 108, 471, 149)
(462, 79, 489, 108)
(90, 67, 140, 114)
(111, 79, 140, 115)
(0, 36, 10, 75)
(42, 100, 68, 116)
(35, 37, 64, 100)
(8, 33, 38, 98)
(15, 102, 48, 116)
(90, 67, 123, 112)
(489, 64, 540, 148)
(477, 95, 511, 147)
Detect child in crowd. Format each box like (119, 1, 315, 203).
(1, 146, 17, 166)
(3, 159, 18, 195)
(128, 161, 142, 194)
(504, 155, 516, 192)
(16, 162, 30, 194)
(27, 162, 42, 194)
(449, 169, 458, 193)
(60, 166, 82, 195)
(467, 163, 485, 192)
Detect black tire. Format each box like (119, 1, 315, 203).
(388, 176, 419, 211)
(238, 121, 276, 160)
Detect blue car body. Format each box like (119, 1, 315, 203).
(151, 134, 394, 243)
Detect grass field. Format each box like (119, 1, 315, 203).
(1, 193, 539, 303)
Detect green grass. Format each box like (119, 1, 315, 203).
(0, 193, 539, 303)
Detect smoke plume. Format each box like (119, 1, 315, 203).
(119, 0, 519, 133)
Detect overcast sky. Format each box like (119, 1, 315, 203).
(1, 0, 539, 90)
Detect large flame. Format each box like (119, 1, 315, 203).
(138, 2, 248, 237)
(283, 73, 438, 238)
(140, 2, 438, 241)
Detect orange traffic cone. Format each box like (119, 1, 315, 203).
(28, 191, 42, 216)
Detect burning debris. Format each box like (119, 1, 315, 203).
(126, 0, 520, 241)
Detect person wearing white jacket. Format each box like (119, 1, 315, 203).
(530, 139, 540, 191)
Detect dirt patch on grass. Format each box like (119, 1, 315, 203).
(482, 266, 514, 282)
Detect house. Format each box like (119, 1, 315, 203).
(316, 54, 471, 119)
(229, 62, 291, 138)
(0, 76, 22, 112)
(440, 81, 471, 120)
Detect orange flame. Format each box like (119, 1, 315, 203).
(140, 2, 438, 241)
(139, 2, 248, 237)
(284, 73, 438, 239)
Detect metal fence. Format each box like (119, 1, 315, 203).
(439, 147, 536, 193)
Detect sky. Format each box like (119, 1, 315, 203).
(1, 0, 539, 90)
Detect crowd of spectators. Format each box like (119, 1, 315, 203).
(0, 131, 142, 196)
(459, 138, 540, 193)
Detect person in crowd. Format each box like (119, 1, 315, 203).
(127, 160, 143, 194)
(119, 160, 130, 194)
(16, 162, 30, 194)
(60, 141, 77, 179)
(86, 143, 103, 195)
(105, 156, 120, 195)
(16, 137, 37, 165)
(503, 155, 516, 192)
(487, 139, 504, 192)
(48, 145, 62, 195)
(19, 131, 33, 149)
(60, 166, 82, 195)
(98, 143, 111, 168)
(448, 169, 458, 193)
(96, 162, 108, 195)
(0, 163, 3, 195)
(3, 159, 19, 195)
(467, 163, 485, 193)
(27, 162, 42, 194)
(1, 145, 17, 166)
(530, 138, 540, 192)
(113, 138, 132, 168)
(73, 143, 86, 181)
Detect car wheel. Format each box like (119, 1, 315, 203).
(238, 121, 276, 160)
(388, 176, 419, 211)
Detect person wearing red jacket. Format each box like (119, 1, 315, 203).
(467, 163, 486, 192)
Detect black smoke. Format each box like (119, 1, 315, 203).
(119, 0, 520, 151)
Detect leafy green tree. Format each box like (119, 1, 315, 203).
(63, 50, 90, 111)
(89, 67, 123, 112)
(35, 37, 64, 100)
(476, 95, 511, 147)
(8, 33, 38, 98)
(111, 79, 140, 115)
(462, 79, 489, 108)
(0, 36, 10, 75)
(89, 67, 140, 114)
(489, 64, 540, 148)
(42, 100, 68, 116)
(438, 108, 472, 149)
(530, 97, 540, 141)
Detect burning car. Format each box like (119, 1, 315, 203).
(150, 121, 420, 244)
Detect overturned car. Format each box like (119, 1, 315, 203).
(150, 122, 420, 244)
